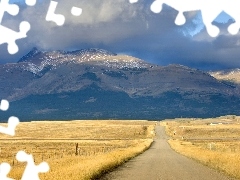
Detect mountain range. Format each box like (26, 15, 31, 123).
(1, 48, 240, 121)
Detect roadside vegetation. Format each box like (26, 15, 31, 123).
(163, 115, 240, 179)
(0, 120, 155, 179)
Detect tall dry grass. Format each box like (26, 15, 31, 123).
(0, 120, 155, 179)
(169, 139, 240, 179)
(163, 116, 240, 179)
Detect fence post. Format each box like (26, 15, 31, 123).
(75, 143, 78, 155)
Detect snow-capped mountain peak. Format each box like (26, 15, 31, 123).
(17, 48, 153, 75)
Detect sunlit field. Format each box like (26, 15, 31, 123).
(0, 120, 155, 179)
(163, 116, 240, 179)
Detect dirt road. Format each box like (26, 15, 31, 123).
(101, 124, 232, 180)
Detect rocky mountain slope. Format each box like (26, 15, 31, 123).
(1, 48, 240, 121)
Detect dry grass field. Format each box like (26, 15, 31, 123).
(162, 115, 240, 179)
(0, 120, 155, 179)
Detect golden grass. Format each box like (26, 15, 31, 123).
(0, 120, 155, 179)
(163, 116, 240, 179)
(0, 120, 155, 139)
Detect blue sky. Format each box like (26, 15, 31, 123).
(1, 0, 240, 70)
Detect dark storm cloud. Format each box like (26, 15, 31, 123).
(0, 0, 239, 70)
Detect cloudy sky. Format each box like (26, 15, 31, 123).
(1, 0, 240, 70)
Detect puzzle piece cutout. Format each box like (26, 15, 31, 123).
(0, 0, 19, 24)
(16, 151, 49, 180)
(0, 0, 83, 54)
(0, 100, 20, 136)
(131, 0, 240, 37)
(0, 0, 35, 54)
(46, 1, 65, 26)
(0, 99, 9, 111)
(71, 6, 82, 17)
(151, 0, 240, 37)
(25, 0, 37, 6)
(0, 116, 20, 136)
(46, 1, 82, 26)
(129, 0, 138, 3)
(0, 163, 14, 180)
(0, 21, 30, 54)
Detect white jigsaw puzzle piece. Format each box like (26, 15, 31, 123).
(46, 1, 65, 26)
(134, 0, 240, 37)
(25, 0, 37, 6)
(0, 0, 33, 54)
(71, 6, 82, 16)
(0, 163, 14, 180)
(16, 151, 49, 180)
(0, 0, 19, 23)
(150, 0, 221, 36)
(0, 21, 30, 54)
(0, 116, 20, 136)
(0, 99, 20, 136)
(0, 99, 9, 111)
(129, 0, 138, 3)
